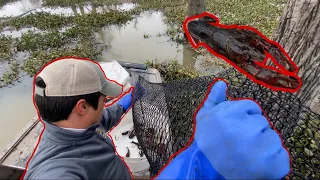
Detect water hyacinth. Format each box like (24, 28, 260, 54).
(0, 0, 286, 87)
(22, 39, 102, 76)
(0, 34, 15, 61)
(0, 60, 19, 88)
(145, 59, 201, 82)
(43, 0, 120, 7)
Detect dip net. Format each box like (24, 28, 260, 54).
(131, 67, 320, 180)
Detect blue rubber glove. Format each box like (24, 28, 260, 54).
(117, 82, 146, 111)
(117, 90, 132, 111)
(156, 80, 290, 180)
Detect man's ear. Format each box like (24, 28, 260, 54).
(75, 99, 88, 115)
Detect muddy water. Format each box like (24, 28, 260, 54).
(0, 1, 198, 151)
(94, 11, 196, 65)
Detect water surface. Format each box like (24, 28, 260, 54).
(0, 1, 197, 151)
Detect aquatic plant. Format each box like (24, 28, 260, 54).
(22, 40, 102, 76)
(73, 9, 134, 28)
(0, 34, 15, 61)
(136, 0, 186, 11)
(145, 59, 201, 83)
(287, 116, 320, 179)
(61, 25, 93, 39)
(43, 0, 120, 7)
(5, 12, 73, 30)
(0, 0, 18, 8)
(206, 0, 286, 38)
(17, 30, 66, 52)
(0, 60, 19, 87)
(0, 0, 286, 87)
(4, 9, 135, 31)
(136, 0, 285, 38)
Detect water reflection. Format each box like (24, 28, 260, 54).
(94, 11, 196, 65)
(0, 2, 199, 151)
(38, 3, 135, 16)
(0, 0, 41, 17)
(182, 44, 196, 67)
(0, 0, 136, 17)
(0, 75, 37, 151)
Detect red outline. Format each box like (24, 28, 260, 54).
(20, 56, 134, 180)
(151, 77, 292, 179)
(183, 11, 302, 93)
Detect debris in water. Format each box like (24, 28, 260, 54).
(122, 131, 130, 135)
(139, 150, 143, 157)
(129, 129, 136, 139)
(131, 141, 142, 150)
(131, 141, 140, 146)
(126, 147, 130, 157)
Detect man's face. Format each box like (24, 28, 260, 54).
(86, 94, 106, 125)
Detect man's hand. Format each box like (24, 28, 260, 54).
(117, 89, 132, 111)
(194, 80, 290, 179)
(156, 80, 290, 180)
(116, 82, 146, 111)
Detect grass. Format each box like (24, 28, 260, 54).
(136, 0, 285, 38)
(206, 0, 287, 38)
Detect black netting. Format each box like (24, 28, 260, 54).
(131, 67, 320, 180)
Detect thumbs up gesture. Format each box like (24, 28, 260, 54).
(194, 80, 291, 179)
(156, 80, 290, 180)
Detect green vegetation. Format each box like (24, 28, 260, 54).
(0, 0, 286, 87)
(17, 30, 66, 52)
(22, 40, 102, 75)
(3, 10, 134, 31)
(136, 0, 285, 38)
(0, 34, 14, 61)
(1, 1, 319, 179)
(43, 0, 120, 7)
(0, 61, 19, 88)
(0, 8, 137, 83)
(145, 59, 201, 82)
(0, 0, 18, 8)
(287, 117, 320, 179)
(207, 0, 286, 37)
(4, 12, 73, 30)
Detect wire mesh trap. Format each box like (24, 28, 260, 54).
(131, 67, 320, 180)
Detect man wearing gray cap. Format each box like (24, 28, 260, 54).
(23, 58, 134, 179)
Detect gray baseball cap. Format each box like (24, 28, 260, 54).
(35, 58, 123, 98)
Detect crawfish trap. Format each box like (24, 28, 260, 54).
(131, 68, 320, 180)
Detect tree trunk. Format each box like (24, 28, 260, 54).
(272, 0, 320, 113)
(187, 0, 206, 17)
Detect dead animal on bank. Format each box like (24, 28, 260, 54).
(126, 147, 130, 157)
